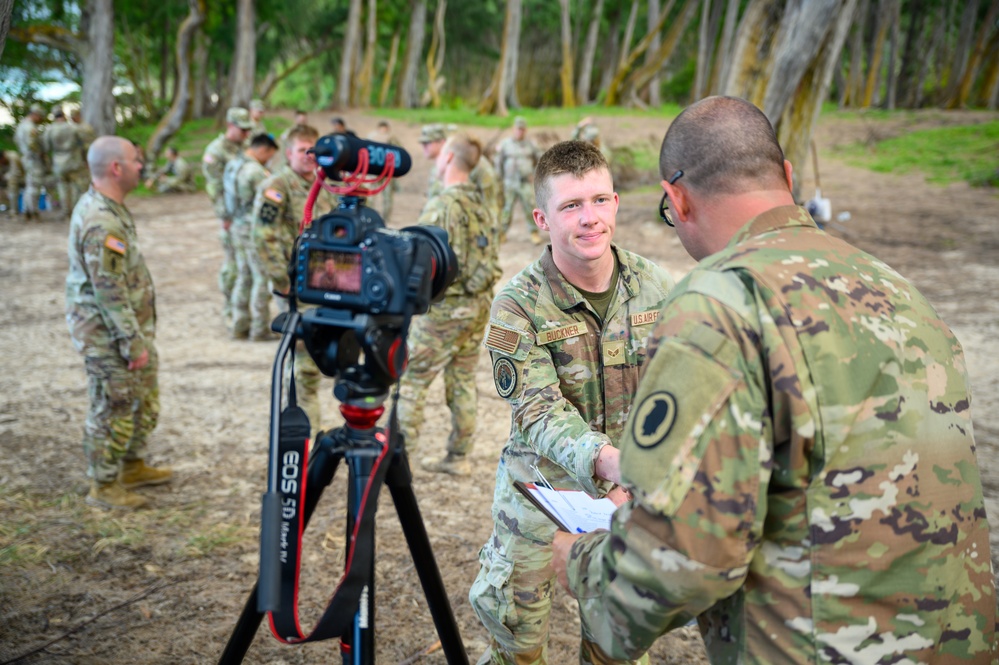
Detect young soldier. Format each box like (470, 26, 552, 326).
(469, 141, 674, 664)
(552, 96, 997, 663)
(494, 116, 543, 244)
(396, 132, 502, 475)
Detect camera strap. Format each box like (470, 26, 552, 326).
(268, 379, 397, 644)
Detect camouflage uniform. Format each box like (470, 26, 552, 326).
(564, 206, 997, 663)
(570, 125, 611, 165)
(396, 182, 502, 456)
(431, 160, 503, 229)
(202, 134, 244, 321)
(229, 157, 270, 338)
(4, 150, 22, 215)
(43, 120, 86, 212)
(151, 155, 195, 193)
(470, 246, 674, 664)
(251, 165, 338, 430)
(71, 119, 96, 197)
(14, 114, 46, 217)
(365, 128, 400, 223)
(494, 135, 541, 236)
(65, 188, 158, 483)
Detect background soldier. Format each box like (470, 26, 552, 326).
(571, 116, 611, 164)
(421, 123, 502, 227)
(65, 136, 172, 509)
(14, 103, 47, 221)
(4, 149, 22, 216)
(397, 132, 502, 476)
(271, 109, 308, 171)
(225, 133, 277, 340)
(70, 108, 96, 197)
(251, 124, 338, 433)
(495, 116, 542, 244)
(145, 146, 196, 193)
(469, 141, 674, 664)
(365, 120, 400, 223)
(43, 107, 87, 216)
(248, 99, 268, 139)
(202, 107, 253, 327)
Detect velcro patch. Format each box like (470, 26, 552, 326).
(104, 235, 127, 254)
(258, 201, 279, 224)
(264, 188, 283, 203)
(631, 310, 659, 326)
(536, 321, 587, 345)
(485, 324, 521, 356)
(603, 340, 626, 366)
(492, 357, 519, 398)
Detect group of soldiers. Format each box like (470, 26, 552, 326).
(5, 102, 96, 220)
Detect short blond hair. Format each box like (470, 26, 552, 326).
(443, 132, 482, 172)
(534, 141, 610, 212)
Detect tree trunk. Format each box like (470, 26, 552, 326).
(576, 0, 604, 104)
(258, 40, 333, 100)
(559, 0, 575, 107)
(713, 0, 741, 94)
(81, 0, 116, 135)
(694, 0, 713, 101)
(843, 0, 869, 106)
(952, 0, 999, 108)
(229, 0, 256, 109)
(358, 0, 377, 106)
(0, 0, 13, 62)
(861, 0, 894, 107)
(424, 0, 447, 107)
(502, 0, 523, 109)
(379, 29, 400, 107)
(598, 8, 622, 96)
(724, 0, 782, 104)
(192, 31, 209, 117)
(147, 0, 206, 162)
(942, 0, 979, 106)
(603, 0, 677, 106)
(398, 0, 427, 109)
(882, 0, 900, 109)
(896, 0, 929, 107)
(647, 0, 661, 105)
(701, 0, 726, 94)
(623, 0, 698, 102)
(337, 0, 362, 108)
(618, 0, 640, 70)
(159, 13, 169, 103)
(980, 28, 999, 108)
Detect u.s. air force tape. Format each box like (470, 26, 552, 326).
(631, 391, 677, 449)
(492, 357, 517, 398)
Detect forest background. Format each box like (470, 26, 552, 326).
(1, 0, 998, 198)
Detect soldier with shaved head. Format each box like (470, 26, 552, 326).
(552, 96, 997, 663)
(66, 136, 172, 510)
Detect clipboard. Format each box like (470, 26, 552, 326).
(513, 481, 616, 533)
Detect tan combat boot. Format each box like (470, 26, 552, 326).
(420, 452, 471, 476)
(86, 480, 149, 509)
(120, 459, 173, 489)
(530, 229, 542, 245)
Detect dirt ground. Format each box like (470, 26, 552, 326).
(1, 109, 998, 664)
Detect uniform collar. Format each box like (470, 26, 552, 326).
(539, 244, 639, 313)
(728, 205, 817, 248)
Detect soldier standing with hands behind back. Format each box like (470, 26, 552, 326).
(495, 116, 542, 244)
(202, 107, 253, 327)
(66, 136, 172, 509)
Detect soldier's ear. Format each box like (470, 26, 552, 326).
(533, 208, 548, 231)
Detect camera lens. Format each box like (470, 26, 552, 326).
(400, 225, 458, 301)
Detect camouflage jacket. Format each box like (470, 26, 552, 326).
(43, 122, 84, 174)
(418, 181, 501, 298)
(251, 165, 338, 292)
(484, 246, 674, 523)
(14, 117, 44, 162)
(5, 150, 22, 183)
(202, 134, 243, 220)
(428, 158, 503, 223)
(154, 156, 193, 185)
(494, 137, 541, 188)
(566, 206, 997, 663)
(232, 158, 269, 225)
(65, 188, 155, 362)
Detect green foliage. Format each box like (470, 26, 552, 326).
(375, 103, 685, 128)
(835, 121, 999, 187)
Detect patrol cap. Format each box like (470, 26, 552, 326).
(226, 107, 254, 129)
(445, 123, 459, 136)
(513, 116, 527, 129)
(582, 124, 600, 141)
(419, 124, 447, 144)
(29, 102, 45, 115)
(249, 99, 265, 111)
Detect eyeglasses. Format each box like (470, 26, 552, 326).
(658, 170, 685, 227)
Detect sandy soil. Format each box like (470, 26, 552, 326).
(1, 109, 997, 664)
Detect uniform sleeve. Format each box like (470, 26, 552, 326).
(564, 290, 771, 659)
(252, 183, 291, 291)
(175, 158, 191, 182)
(82, 222, 148, 361)
(202, 149, 227, 219)
(486, 298, 614, 496)
(418, 196, 467, 277)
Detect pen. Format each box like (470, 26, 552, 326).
(531, 463, 577, 515)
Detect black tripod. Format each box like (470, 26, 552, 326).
(219, 312, 468, 664)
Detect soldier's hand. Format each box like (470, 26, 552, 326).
(128, 350, 149, 370)
(606, 485, 632, 507)
(552, 530, 583, 596)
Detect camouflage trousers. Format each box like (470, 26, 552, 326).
(500, 182, 536, 236)
(470, 472, 648, 665)
(54, 167, 85, 217)
(219, 225, 237, 323)
(230, 222, 272, 337)
(396, 291, 491, 455)
(367, 180, 396, 224)
(6, 177, 21, 214)
(22, 157, 45, 215)
(81, 347, 160, 483)
(156, 177, 195, 194)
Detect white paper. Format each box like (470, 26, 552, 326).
(530, 485, 617, 533)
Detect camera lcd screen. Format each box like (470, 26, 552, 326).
(307, 250, 362, 294)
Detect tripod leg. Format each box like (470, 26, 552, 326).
(386, 452, 469, 665)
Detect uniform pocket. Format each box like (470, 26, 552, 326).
(469, 543, 517, 642)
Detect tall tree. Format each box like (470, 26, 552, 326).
(0, 0, 15, 63)
(559, 0, 575, 107)
(646, 0, 661, 105)
(843, 0, 869, 106)
(81, 0, 116, 134)
(576, 0, 604, 104)
(694, 0, 714, 101)
(398, 0, 427, 108)
(952, 0, 999, 108)
(942, 0, 979, 106)
(230, 0, 256, 108)
(882, 0, 901, 109)
(358, 0, 378, 105)
(896, 0, 930, 107)
(620, 0, 698, 104)
(861, 0, 895, 107)
(425, 0, 447, 107)
(713, 0, 741, 95)
(478, 0, 523, 115)
(603, 0, 676, 106)
(338, 0, 363, 108)
(379, 28, 401, 107)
